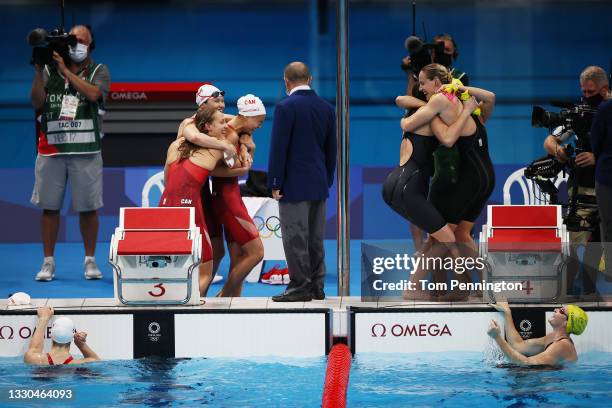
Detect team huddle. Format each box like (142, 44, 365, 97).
(160, 85, 266, 297)
(383, 63, 496, 300)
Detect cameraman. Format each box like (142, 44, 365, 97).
(402, 33, 469, 98)
(543, 65, 609, 295)
(30, 25, 110, 282)
(591, 95, 612, 278)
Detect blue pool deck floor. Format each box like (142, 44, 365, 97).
(0, 240, 369, 299)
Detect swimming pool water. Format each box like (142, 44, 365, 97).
(1, 351, 611, 407)
(349, 352, 612, 407)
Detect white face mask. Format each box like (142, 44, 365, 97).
(69, 43, 88, 63)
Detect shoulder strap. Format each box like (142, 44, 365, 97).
(47, 353, 54, 365)
(88, 63, 102, 82)
(63, 355, 74, 364)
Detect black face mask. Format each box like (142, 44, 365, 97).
(434, 53, 453, 68)
(583, 93, 604, 107)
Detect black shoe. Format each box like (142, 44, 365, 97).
(311, 288, 325, 300)
(272, 291, 312, 302)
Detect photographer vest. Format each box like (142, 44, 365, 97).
(38, 62, 102, 155)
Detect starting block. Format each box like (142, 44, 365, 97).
(479, 205, 569, 302)
(109, 207, 202, 305)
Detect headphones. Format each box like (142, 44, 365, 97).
(435, 33, 459, 60)
(84, 24, 95, 51)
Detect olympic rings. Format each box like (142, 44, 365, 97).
(253, 215, 282, 239)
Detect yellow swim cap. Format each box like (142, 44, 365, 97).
(566, 304, 588, 335)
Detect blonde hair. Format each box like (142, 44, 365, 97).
(420, 63, 452, 84)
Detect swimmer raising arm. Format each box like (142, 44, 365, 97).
(487, 320, 574, 366)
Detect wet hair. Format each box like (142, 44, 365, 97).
(178, 105, 219, 160)
(284, 61, 311, 83)
(580, 66, 609, 88)
(420, 63, 452, 84)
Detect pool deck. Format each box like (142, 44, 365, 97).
(2, 296, 611, 337)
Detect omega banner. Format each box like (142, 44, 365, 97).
(353, 311, 503, 353)
(0, 314, 133, 359)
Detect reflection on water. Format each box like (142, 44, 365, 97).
(1, 352, 611, 407)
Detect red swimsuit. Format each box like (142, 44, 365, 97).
(160, 159, 213, 262)
(205, 129, 259, 246)
(47, 353, 73, 365)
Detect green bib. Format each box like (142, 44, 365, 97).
(40, 62, 102, 155)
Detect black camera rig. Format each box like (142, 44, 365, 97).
(526, 102, 599, 232)
(26, 0, 74, 66)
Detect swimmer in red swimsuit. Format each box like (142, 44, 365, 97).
(162, 104, 250, 295)
(24, 307, 100, 365)
(180, 85, 255, 282)
(211, 94, 267, 297)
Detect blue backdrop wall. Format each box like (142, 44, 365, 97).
(1, 0, 611, 242)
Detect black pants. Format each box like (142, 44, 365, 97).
(279, 200, 326, 294)
(596, 182, 612, 278)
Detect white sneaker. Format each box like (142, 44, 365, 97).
(212, 275, 223, 283)
(84, 259, 102, 280)
(35, 261, 55, 281)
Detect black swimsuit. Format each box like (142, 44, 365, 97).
(382, 132, 446, 234)
(428, 116, 495, 224)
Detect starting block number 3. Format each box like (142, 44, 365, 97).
(148, 283, 166, 297)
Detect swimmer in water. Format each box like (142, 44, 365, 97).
(24, 307, 101, 365)
(487, 301, 588, 366)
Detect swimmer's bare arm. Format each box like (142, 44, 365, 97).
(181, 118, 237, 156)
(71, 331, 101, 364)
(431, 97, 481, 147)
(24, 307, 53, 364)
(489, 301, 547, 355)
(400, 94, 445, 132)
(239, 133, 255, 164)
(395, 95, 427, 110)
(489, 321, 569, 366)
(211, 161, 251, 177)
(457, 85, 496, 123)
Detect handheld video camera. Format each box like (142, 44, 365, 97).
(27, 27, 76, 66)
(531, 102, 598, 137)
(401, 36, 444, 74)
(525, 101, 599, 231)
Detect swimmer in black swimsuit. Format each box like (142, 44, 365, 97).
(384, 64, 480, 299)
(488, 301, 588, 366)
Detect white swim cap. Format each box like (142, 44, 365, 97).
(8, 292, 31, 306)
(50, 317, 75, 344)
(196, 84, 224, 106)
(237, 94, 266, 117)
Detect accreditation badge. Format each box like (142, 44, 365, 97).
(59, 94, 79, 120)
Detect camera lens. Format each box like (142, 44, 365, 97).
(151, 261, 159, 268)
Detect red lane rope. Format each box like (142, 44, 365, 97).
(322, 343, 352, 408)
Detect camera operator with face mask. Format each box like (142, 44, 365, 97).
(542, 66, 609, 296)
(29, 25, 111, 282)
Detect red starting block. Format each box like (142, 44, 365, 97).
(479, 205, 569, 302)
(109, 207, 202, 305)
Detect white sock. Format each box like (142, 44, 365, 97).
(84, 256, 96, 264)
(43, 256, 55, 265)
